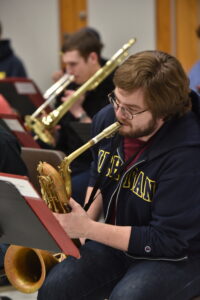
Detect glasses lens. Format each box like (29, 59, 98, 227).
(108, 93, 133, 120)
(125, 110, 132, 120)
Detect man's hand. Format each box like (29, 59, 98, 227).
(54, 198, 92, 239)
(61, 90, 86, 118)
(54, 197, 131, 252)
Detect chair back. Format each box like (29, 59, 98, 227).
(21, 147, 65, 193)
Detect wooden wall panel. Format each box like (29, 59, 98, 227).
(156, 0, 200, 72)
(156, 0, 171, 53)
(176, 0, 199, 71)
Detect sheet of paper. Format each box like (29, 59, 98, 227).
(3, 118, 25, 132)
(14, 82, 37, 94)
(0, 176, 40, 199)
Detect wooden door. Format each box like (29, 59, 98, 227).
(59, 0, 87, 46)
(156, 0, 200, 72)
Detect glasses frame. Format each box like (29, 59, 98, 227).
(108, 92, 148, 120)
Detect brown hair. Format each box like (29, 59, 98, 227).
(62, 28, 103, 63)
(113, 50, 191, 120)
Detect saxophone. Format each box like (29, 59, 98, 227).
(25, 38, 136, 146)
(37, 121, 121, 211)
(4, 121, 121, 294)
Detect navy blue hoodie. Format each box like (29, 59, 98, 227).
(0, 39, 27, 78)
(0, 125, 27, 175)
(89, 92, 200, 260)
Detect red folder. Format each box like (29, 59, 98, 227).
(0, 172, 80, 258)
(0, 94, 40, 148)
(0, 94, 18, 116)
(0, 78, 51, 114)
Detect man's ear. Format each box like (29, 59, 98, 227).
(88, 52, 98, 64)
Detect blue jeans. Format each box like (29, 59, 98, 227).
(37, 241, 200, 300)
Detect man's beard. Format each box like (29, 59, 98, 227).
(119, 118, 158, 139)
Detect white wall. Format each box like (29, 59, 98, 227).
(0, 0, 156, 93)
(0, 0, 60, 93)
(88, 0, 156, 58)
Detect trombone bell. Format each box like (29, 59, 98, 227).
(43, 74, 75, 100)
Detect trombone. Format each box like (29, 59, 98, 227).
(32, 74, 75, 118)
(24, 38, 136, 146)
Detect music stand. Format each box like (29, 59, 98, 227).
(0, 78, 50, 118)
(0, 177, 79, 258)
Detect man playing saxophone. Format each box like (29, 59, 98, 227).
(55, 28, 115, 206)
(38, 50, 200, 300)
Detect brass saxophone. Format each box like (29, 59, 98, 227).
(37, 121, 121, 211)
(24, 38, 136, 146)
(4, 121, 121, 294)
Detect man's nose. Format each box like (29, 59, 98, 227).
(66, 69, 73, 75)
(65, 65, 73, 75)
(115, 106, 126, 119)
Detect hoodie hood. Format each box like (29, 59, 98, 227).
(141, 91, 200, 162)
(0, 39, 13, 60)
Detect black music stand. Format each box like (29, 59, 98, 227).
(0, 179, 79, 258)
(0, 78, 46, 118)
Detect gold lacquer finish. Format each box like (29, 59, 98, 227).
(25, 38, 136, 145)
(24, 115, 56, 146)
(24, 74, 75, 146)
(37, 161, 71, 213)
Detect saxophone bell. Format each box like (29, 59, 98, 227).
(4, 245, 61, 294)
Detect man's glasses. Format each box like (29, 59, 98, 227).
(108, 92, 148, 120)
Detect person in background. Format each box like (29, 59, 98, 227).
(0, 21, 27, 79)
(51, 33, 71, 83)
(0, 124, 27, 300)
(82, 27, 107, 66)
(51, 27, 107, 83)
(38, 50, 200, 300)
(55, 27, 114, 206)
(188, 24, 200, 94)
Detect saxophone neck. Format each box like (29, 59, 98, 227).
(60, 121, 121, 178)
(61, 139, 94, 174)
